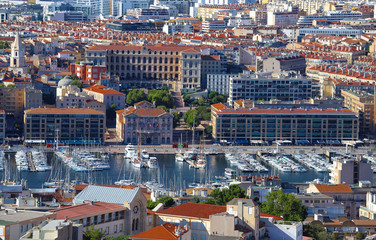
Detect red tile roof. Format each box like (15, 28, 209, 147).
(312, 184, 353, 193)
(131, 223, 188, 240)
(260, 212, 283, 221)
(84, 84, 124, 95)
(50, 202, 126, 220)
(156, 202, 226, 219)
(25, 108, 103, 115)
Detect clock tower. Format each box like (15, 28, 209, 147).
(9, 32, 27, 75)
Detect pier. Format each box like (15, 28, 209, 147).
(186, 159, 197, 169)
(26, 151, 36, 172)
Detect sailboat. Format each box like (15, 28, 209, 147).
(175, 134, 184, 162)
(196, 134, 206, 169)
(132, 128, 146, 168)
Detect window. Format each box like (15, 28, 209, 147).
(148, 217, 152, 225)
(119, 224, 123, 232)
(114, 225, 117, 233)
(106, 227, 109, 234)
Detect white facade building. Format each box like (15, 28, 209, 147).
(163, 22, 193, 34)
(297, 10, 363, 26)
(207, 73, 238, 95)
(228, 72, 312, 106)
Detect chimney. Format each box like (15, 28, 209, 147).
(237, 200, 244, 220)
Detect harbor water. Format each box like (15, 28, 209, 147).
(2, 153, 329, 189)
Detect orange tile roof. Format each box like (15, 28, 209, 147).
(25, 108, 103, 115)
(50, 202, 126, 220)
(313, 184, 353, 193)
(131, 223, 187, 240)
(260, 212, 283, 221)
(156, 202, 226, 219)
(84, 84, 124, 95)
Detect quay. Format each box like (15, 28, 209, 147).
(26, 151, 36, 172)
(1, 145, 372, 156)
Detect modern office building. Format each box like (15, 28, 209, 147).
(24, 108, 105, 144)
(341, 90, 374, 137)
(329, 155, 373, 185)
(298, 27, 363, 39)
(211, 102, 358, 144)
(228, 72, 312, 106)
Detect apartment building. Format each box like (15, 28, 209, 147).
(0, 87, 43, 122)
(207, 73, 238, 95)
(228, 72, 312, 106)
(211, 102, 358, 144)
(307, 183, 376, 218)
(116, 101, 173, 145)
(200, 55, 226, 90)
(69, 62, 106, 82)
(24, 108, 105, 144)
(0, 209, 56, 240)
(297, 11, 363, 26)
(0, 110, 4, 144)
(329, 155, 373, 185)
(51, 202, 127, 238)
(263, 55, 306, 74)
(267, 10, 298, 27)
(341, 90, 374, 136)
(201, 20, 227, 32)
(83, 84, 125, 109)
(89, 45, 201, 92)
(56, 85, 106, 113)
(360, 192, 376, 220)
(294, 193, 346, 219)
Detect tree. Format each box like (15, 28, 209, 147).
(70, 80, 83, 89)
(303, 223, 339, 240)
(83, 225, 105, 240)
(147, 196, 175, 209)
(148, 89, 174, 109)
(205, 126, 212, 135)
(183, 109, 200, 128)
(157, 105, 168, 112)
(204, 184, 246, 205)
(261, 190, 308, 221)
(172, 112, 179, 128)
(105, 236, 130, 240)
(190, 197, 201, 203)
(71, 73, 78, 80)
(106, 104, 117, 120)
(126, 89, 147, 106)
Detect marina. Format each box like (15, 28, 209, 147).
(0, 151, 331, 189)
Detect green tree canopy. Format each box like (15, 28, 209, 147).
(204, 184, 246, 205)
(70, 79, 83, 89)
(147, 196, 175, 209)
(83, 225, 105, 240)
(303, 223, 340, 240)
(147, 89, 174, 109)
(126, 89, 147, 106)
(261, 190, 308, 221)
(172, 112, 179, 128)
(105, 236, 130, 240)
(183, 109, 200, 128)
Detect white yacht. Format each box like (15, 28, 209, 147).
(141, 149, 150, 160)
(124, 144, 137, 159)
(175, 152, 184, 162)
(196, 158, 206, 169)
(225, 168, 236, 178)
(115, 179, 136, 185)
(147, 157, 159, 169)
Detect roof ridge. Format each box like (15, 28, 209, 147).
(162, 223, 179, 240)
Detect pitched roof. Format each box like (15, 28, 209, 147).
(50, 202, 126, 220)
(312, 184, 353, 193)
(125, 107, 168, 117)
(131, 223, 188, 240)
(84, 84, 124, 95)
(260, 212, 283, 221)
(25, 108, 103, 115)
(73, 185, 140, 205)
(156, 202, 226, 219)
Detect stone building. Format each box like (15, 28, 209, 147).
(116, 101, 173, 145)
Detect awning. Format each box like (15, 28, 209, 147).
(251, 140, 264, 143)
